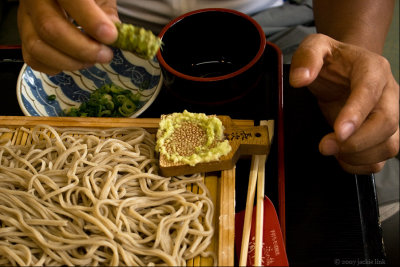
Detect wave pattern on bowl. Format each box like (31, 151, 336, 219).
(17, 48, 162, 117)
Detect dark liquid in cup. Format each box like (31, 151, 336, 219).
(188, 58, 238, 78)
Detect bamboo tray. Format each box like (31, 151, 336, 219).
(0, 116, 255, 266)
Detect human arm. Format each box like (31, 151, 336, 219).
(17, 0, 119, 75)
(313, 0, 394, 54)
(289, 0, 399, 174)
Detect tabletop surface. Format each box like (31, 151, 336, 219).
(0, 44, 385, 266)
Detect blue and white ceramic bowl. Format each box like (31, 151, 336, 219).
(17, 48, 163, 117)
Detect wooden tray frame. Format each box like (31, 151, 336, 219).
(0, 115, 255, 266)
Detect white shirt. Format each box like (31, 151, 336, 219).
(117, 0, 284, 32)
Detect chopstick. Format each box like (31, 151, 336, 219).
(255, 120, 270, 266)
(254, 152, 267, 266)
(239, 155, 260, 266)
(239, 120, 273, 267)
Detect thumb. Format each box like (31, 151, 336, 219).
(319, 132, 339, 156)
(289, 34, 336, 88)
(99, 0, 120, 24)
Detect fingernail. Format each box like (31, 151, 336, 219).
(320, 138, 339, 156)
(96, 46, 113, 63)
(339, 122, 355, 141)
(290, 67, 310, 86)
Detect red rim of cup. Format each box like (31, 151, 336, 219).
(156, 8, 267, 82)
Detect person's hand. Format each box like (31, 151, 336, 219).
(17, 0, 119, 75)
(290, 34, 399, 174)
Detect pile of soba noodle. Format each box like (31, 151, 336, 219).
(0, 125, 215, 266)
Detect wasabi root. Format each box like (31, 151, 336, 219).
(112, 23, 162, 59)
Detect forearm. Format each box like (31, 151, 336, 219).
(313, 0, 395, 54)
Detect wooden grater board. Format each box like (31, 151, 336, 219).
(0, 116, 254, 266)
(158, 115, 269, 177)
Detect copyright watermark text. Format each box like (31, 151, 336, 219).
(334, 258, 386, 265)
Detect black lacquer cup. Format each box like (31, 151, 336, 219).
(157, 8, 266, 105)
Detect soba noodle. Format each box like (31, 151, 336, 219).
(0, 125, 215, 266)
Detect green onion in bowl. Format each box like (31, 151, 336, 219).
(63, 84, 141, 118)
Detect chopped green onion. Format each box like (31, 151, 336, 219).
(63, 84, 141, 118)
(119, 98, 136, 117)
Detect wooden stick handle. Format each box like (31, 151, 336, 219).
(224, 125, 269, 155)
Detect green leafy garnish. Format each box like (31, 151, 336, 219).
(63, 84, 140, 117)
